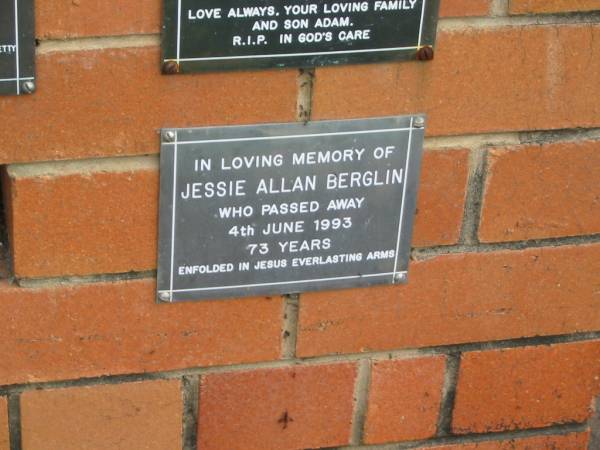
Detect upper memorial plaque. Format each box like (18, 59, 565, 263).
(0, 0, 35, 95)
(162, 0, 440, 72)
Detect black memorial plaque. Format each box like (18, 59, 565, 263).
(0, 0, 35, 95)
(162, 0, 439, 72)
(157, 115, 425, 302)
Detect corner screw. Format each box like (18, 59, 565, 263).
(416, 46, 434, 61)
(163, 130, 176, 142)
(162, 60, 180, 75)
(414, 116, 425, 128)
(21, 80, 36, 94)
(158, 291, 172, 302)
(394, 273, 407, 283)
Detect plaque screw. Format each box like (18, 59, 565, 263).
(414, 117, 425, 128)
(394, 273, 407, 283)
(21, 80, 36, 94)
(163, 131, 176, 142)
(158, 291, 172, 302)
(416, 46, 434, 61)
(162, 60, 180, 75)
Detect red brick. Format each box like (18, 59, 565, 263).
(297, 244, 600, 357)
(440, 0, 491, 17)
(3, 159, 158, 278)
(198, 363, 357, 450)
(0, 46, 297, 164)
(21, 380, 181, 450)
(365, 356, 446, 444)
(3, 148, 467, 279)
(0, 397, 8, 450)
(417, 432, 590, 449)
(479, 140, 600, 242)
(414, 149, 469, 247)
(453, 340, 600, 433)
(0, 279, 282, 385)
(510, 0, 600, 14)
(36, 0, 160, 39)
(312, 25, 600, 136)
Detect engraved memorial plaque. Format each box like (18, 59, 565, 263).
(162, 0, 440, 72)
(157, 115, 425, 302)
(0, 0, 35, 95)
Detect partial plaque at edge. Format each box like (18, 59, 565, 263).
(156, 115, 425, 302)
(0, 0, 35, 95)
(162, 0, 440, 73)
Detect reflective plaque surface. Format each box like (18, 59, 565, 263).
(0, 0, 35, 95)
(162, 0, 439, 72)
(157, 116, 425, 302)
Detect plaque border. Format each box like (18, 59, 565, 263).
(157, 115, 425, 303)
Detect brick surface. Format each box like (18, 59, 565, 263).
(0, 46, 297, 164)
(3, 159, 158, 278)
(417, 432, 590, 449)
(413, 149, 469, 247)
(4, 149, 466, 279)
(297, 244, 600, 357)
(198, 363, 357, 450)
(36, 0, 160, 39)
(0, 397, 8, 450)
(440, 0, 491, 17)
(365, 356, 446, 444)
(21, 380, 181, 450)
(453, 340, 600, 433)
(510, 0, 600, 14)
(0, 279, 282, 385)
(312, 25, 600, 137)
(479, 140, 600, 242)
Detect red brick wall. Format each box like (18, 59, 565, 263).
(0, 1, 599, 449)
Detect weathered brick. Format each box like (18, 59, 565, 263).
(510, 0, 600, 14)
(0, 279, 282, 385)
(198, 363, 357, 450)
(440, 0, 491, 17)
(297, 244, 600, 357)
(416, 432, 590, 449)
(36, 0, 160, 39)
(3, 158, 158, 278)
(364, 356, 446, 444)
(21, 380, 181, 450)
(414, 149, 469, 247)
(312, 25, 600, 136)
(479, 140, 600, 242)
(4, 149, 466, 279)
(0, 46, 297, 164)
(0, 397, 8, 450)
(453, 341, 600, 433)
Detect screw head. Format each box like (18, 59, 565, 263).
(394, 273, 407, 283)
(21, 80, 35, 94)
(162, 60, 180, 75)
(416, 46, 434, 61)
(158, 291, 172, 302)
(163, 131, 176, 142)
(414, 116, 425, 128)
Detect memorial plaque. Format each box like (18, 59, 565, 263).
(162, 0, 440, 72)
(0, 0, 35, 95)
(157, 115, 425, 302)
